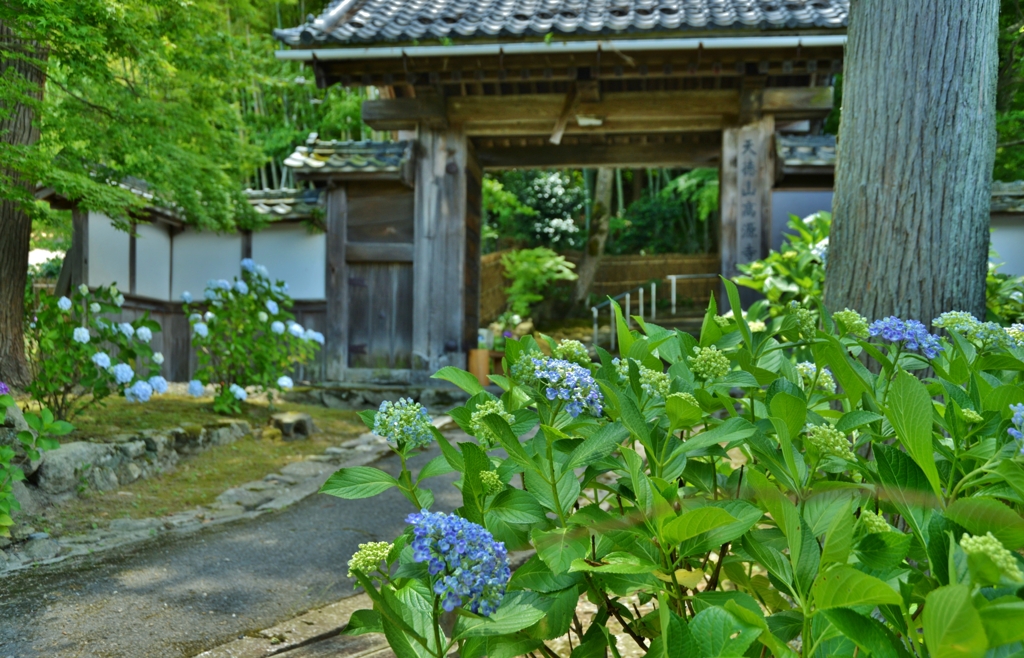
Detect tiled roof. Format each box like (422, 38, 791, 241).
(992, 181, 1024, 214)
(276, 0, 849, 47)
(245, 188, 323, 220)
(282, 138, 412, 175)
(776, 134, 835, 168)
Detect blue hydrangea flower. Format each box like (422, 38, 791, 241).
(136, 326, 153, 343)
(73, 327, 90, 344)
(304, 329, 325, 345)
(277, 376, 294, 390)
(148, 376, 168, 395)
(512, 355, 603, 417)
(234, 280, 249, 295)
(288, 322, 305, 338)
(217, 279, 231, 291)
(229, 384, 247, 401)
(188, 380, 204, 397)
(868, 317, 944, 359)
(204, 289, 218, 301)
(125, 380, 153, 403)
(118, 323, 134, 339)
(265, 300, 279, 315)
(255, 264, 269, 279)
(271, 321, 285, 335)
(57, 296, 72, 311)
(193, 322, 209, 338)
(1009, 403, 1024, 443)
(240, 258, 256, 273)
(406, 510, 509, 616)
(92, 352, 111, 369)
(111, 363, 134, 385)
(181, 291, 193, 304)
(0, 382, 9, 396)
(373, 398, 433, 449)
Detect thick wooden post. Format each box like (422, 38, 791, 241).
(325, 185, 348, 381)
(412, 126, 469, 375)
(464, 142, 483, 355)
(720, 115, 774, 304)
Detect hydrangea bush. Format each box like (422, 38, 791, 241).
(182, 259, 320, 414)
(320, 280, 1024, 657)
(23, 284, 165, 420)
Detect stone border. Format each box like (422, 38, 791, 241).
(0, 428, 397, 575)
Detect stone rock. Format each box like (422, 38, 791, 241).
(119, 440, 147, 460)
(88, 466, 120, 492)
(11, 480, 41, 515)
(0, 536, 11, 550)
(143, 433, 173, 456)
(10, 524, 35, 541)
(359, 390, 395, 407)
(3, 403, 30, 432)
(21, 538, 59, 561)
(216, 488, 275, 511)
(279, 460, 329, 478)
(264, 473, 298, 485)
(118, 462, 142, 485)
(324, 447, 348, 456)
(240, 480, 277, 492)
(271, 412, 315, 440)
(322, 392, 362, 410)
(26, 532, 49, 541)
(109, 517, 163, 533)
(36, 442, 119, 495)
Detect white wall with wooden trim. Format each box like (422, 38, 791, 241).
(991, 217, 1024, 276)
(87, 212, 131, 291)
(170, 230, 243, 301)
(135, 222, 172, 300)
(252, 223, 326, 300)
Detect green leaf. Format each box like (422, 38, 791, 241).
(724, 601, 798, 658)
(454, 591, 551, 639)
(923, 585, 987, 658)
(480, 414, 537, 474)
(417, 454, 455, 482)
(649, 591, 697, 658)
(532, 526, 590, 575)
(508, 554, 581, 593)
(855, 531, 912, 572)
(874, 443, 933, 543)
(568, 551, 659, 575)
(486, 489, 547, 525)
(666, 392, 703, 430)
(819, 500, 854, 566)
(431, 366, 486, 396)
(460, 442, 491, 524)
(680, 416, 756, 455)
(979, 599, 1024, 647)
(689, 605, 762, 657)
(811, 566, 901, 610)
(662, 507, 738, 545)
(564, 422, 628, 471)
(319, 467, 399, 499)
(341, 609, 383, 636)
(945, 497, 1024, 550)
(821, 609, 901, 658)
(888, 370, 943, 499)
(835, 410, 883, 434)
(770, 392, 807, 443)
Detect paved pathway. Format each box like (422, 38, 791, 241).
(0, 446, 459, 658)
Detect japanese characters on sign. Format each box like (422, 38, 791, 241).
(737, 131, 761, 266)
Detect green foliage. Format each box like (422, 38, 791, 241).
(321, 279, 1024, 657)
(482, 171, 585, 251)
(0, 396, 70, 537)
(987, 259, 1024, 323)
(996, 0, 1024, 181)
(23, 284, 163, 420)
(185, 260, 319, 415)
(500, 248, 578, 318)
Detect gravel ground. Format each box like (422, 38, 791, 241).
(0, 445, 459, 658)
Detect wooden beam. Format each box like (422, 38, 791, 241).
(325, 186, 348, 381)
(362, 97, 446, 131)
(762, 87, 833, 118)
(476, 141, 720, 169)
(464, 117, 724, 137)
(549, 83, 578, 145)
(345, 242, 414, 262)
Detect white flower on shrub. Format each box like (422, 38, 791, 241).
(181, 291, 193, 303)
(533, 217, 580, 244)
(304, 329, 325, 345)
(189, 313, 202, 323)
(265, 300, 279, 315)
(57, 296, 72, 311)
(256, 264, 269, 278)
(204, 289, 217, 301)
(89, 303, 101, 313)
(188, 380, 204, 397)
(136, 326, 153, 343)
(111, 363, 134, 384)
(92, 352, 111, 369)
(277, 376, 294, 390)
(118, 322, 134, 338)
(257, 311, 268, 323)
(229, 384, 247, 401)
(113, 294, 124, 307)
(204, 311, 216, 322)
(271, 321, 285, 335)
(148, 376, 168, 395)
(152, 352, 164, 365)
(72, 327, 90, 344)
(288, 322, 305, 338)
(78, 284, 89, 295)
(193, 322, 209, 338)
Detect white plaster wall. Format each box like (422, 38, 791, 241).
(991, 217, 1024, 276)
(88, 212, 131, 289)
(770, 190, 833, 251)
(252, 224, 326, 300)
(171, 229, 243, 301)
(135, 222, 172, 300)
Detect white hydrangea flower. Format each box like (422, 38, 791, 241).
(114, 294, 125, 307)
(136, 326, 153, 343)
(277, 376, 294, 390)
(181, 291, 193, 303)
(118, 323, 134, 338)
(92, 352, 111, 369)
(229, 384, 247, 401)
(152, 352, 164, 365)
(73, 327, 90, 344)
(89, 302, 101, 314)
(288, 323, 305, 338)
(271, 321, 285, 335)
(111, 363, 134, 384)
(257, 311, 268, 323)
(265, 300, 279, 315)
(193, 322, 209, 338)
(78, 284, 89, 295)
(57, 296, 72, 311)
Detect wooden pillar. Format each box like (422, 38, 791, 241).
(325, 185, 348, 381)
(720, 115, 774, 304)
(464, 142, 483, 355)
(412, 126, 469, 375)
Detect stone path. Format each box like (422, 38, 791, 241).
(0, 443, 459, 658)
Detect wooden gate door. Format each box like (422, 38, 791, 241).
(345, 182, 415, 369)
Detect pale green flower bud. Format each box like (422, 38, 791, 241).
(668, 391, 699, 407)
(805, 424, 856, 461)
(552, 339, 591, 368)
(688, 346, 731, 381)
(959, 408, 983, 424)
(479, 470, 503, 495)
(859, 510, 892, 534)
(470, 399, 515, 449)
(833, 309, 870, 339)
(960, 532, 1023, 582)
(347, 541, 392, 578)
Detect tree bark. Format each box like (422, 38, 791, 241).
(825, 0, 999, 324)
(0, 20, 46, 387)
(573, 167, 614, 307)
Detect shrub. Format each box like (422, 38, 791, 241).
(321, 280, 1024, 657)
(183, 259, 320, 414)
(987, 259, 1024, 324)
(23, 284, 164, 420)
(500, 247, 577, 318)
(1, 387, 70, 536)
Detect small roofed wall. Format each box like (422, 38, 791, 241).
(170, 230, 243, 301)
(135, 222, 172, 299)
(252, 224, 326, 300)
(88, 212, 131, 292)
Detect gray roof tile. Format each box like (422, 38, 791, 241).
(275, 0, 849, 47)
(282, 139, 412, 175)
(777, 134, 836, 168)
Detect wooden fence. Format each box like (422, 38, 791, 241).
(479, 251, 720, 324)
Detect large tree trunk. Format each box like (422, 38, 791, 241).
(825, 1, 999, 324)
(573, 167, 615, 307)
(0, 20, 46, 387)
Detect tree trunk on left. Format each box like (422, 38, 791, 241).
(0, 20, 45, 387)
